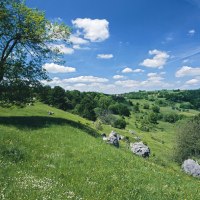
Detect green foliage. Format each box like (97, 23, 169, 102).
(108, 103, 130, 117)
(143, 103, 150, 109)
(162, 112, 180, 123)
(180, 102, 193, 109)
(112, 117, 127, 129)
(152, 105, 160, 113)
(132, 102, 140, 112)
(174, 115, 200, 163)
(0, 0, 70, 104)
(148, 112, 158, 124)
(50, 86, 67, 110)
(94, 119, 103, 131)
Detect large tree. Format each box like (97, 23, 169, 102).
(0, 0, 70, 103)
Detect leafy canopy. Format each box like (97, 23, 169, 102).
(0, 0, 71, 104)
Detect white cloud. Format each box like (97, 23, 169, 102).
(63, 76, 109, 83)
(140, 49, 170, 68)
(133, 69, 145, 73)
(113, 75, 124, 79)
(122, 67, 133, 73)
(69, 35, 89, 45)
(43, 63, 76, 73)
(72, 44, 90, 50)
(176, 66, 200, 77)
(147, 73, 157, 77)
(97, 54, 113, 59)
(115, 80, 139, 88)
(188, 29, 196, 36)
(72, 18, 109, 42)
(122, 67, 144, 73)
(73, 45, 81, 49)
(147, 74, 164, 82)
(186, 78, 199, 85)
(41, 77, 115, 93)
(49, 44, 74, 54)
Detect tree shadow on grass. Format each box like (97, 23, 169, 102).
(0, 116, 99, 138)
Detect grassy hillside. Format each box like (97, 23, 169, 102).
(1, 102, 200, 199)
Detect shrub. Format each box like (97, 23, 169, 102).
(152, 105, 160, 113)
(148, 112, 158, 124)
(174, 114, 200, 163)
(94, 119, 103, 131)
(112, 117, 126, 129)
(180, 102, 193, 109)
(143, 103, 149, 109)
(163, 112, 180, 123)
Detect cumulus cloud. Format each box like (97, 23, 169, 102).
(122, 67, 133, 73)
(113, 75, 124, 79)
(147, 73, 164, 81)
(185, 78, 199, 85)
(72, 18, 109, 42)
(43, 63, 76, 73)
(49, 44, 74, 54)
(62, 76, 109, 83)
(41, 77, 115, 93)
(133, 69, 145, 73)
(122, 67, 144, 73)
(188, 29, 196, 36)
(97, 54, 113, 59)
(175, 66, 200, 77)
(69, 35, 89, 45)
(115, 80, 139, 88)
(140, 49, 169, 69)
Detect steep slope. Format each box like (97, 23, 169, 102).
(0, 103, 200, 200)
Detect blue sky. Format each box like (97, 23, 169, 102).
(27, 0, 200, 93)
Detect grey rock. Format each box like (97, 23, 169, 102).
(182, 159, 200, 177)
(130, 142, 150, 158)
(109, 131, 117, 138)
(107, 131, 119, 148)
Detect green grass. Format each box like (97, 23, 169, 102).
(1, 102, 200, 199)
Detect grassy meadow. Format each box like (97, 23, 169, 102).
(0, 102, 200, 199)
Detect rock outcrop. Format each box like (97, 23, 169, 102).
(130, 142, 150, 158)
(182, 159, 200, 177)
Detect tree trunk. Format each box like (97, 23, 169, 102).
(0, 62, 4, 82)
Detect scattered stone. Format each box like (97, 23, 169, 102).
(109, 131, 117, 138)
(101, 133, 108, 141)
(182, 159, 200, 177)
(117, 134, 124, 140)
(48, 111, 54, 115)
(107, 131, 119, 148)
(130, 142, 150, 158)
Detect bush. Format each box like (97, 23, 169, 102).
(152, 105, 160, 113)
(94, 119, 103, 131)
(112, 118, 126, 129)
(180, 102, 193, 109)
(148, 112, 158, 124)
(163, 112, 180, 123)
(143, 103, 149, 109)
(174, 114, 200, 163)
